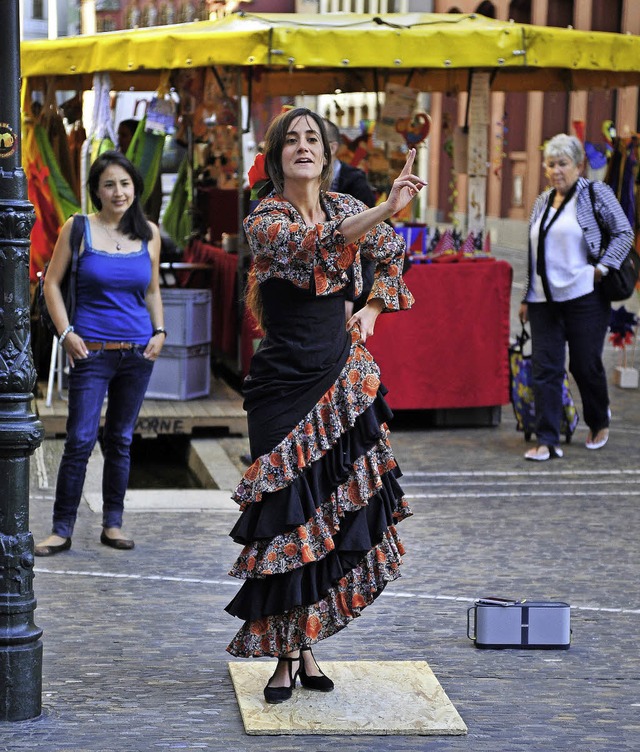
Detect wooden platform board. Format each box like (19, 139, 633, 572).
(34, 376, 247, 438)
(229, 660, 467, 736)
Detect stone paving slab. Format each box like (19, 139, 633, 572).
(11, 398, 640, 752)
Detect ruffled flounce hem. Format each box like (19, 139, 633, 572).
(226, 518, 405, 622)
(226, 536, 403, 657)
(229, 398, 394, 545)
(226, 337, 410, 657)
(233, 338, 385, 507)
(229, 465, 410, 580)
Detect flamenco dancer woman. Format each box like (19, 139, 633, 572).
(225, 108, 425, 704)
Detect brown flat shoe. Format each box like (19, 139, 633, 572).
(34, 538, 72, 557)
(100, 530, 135, 550)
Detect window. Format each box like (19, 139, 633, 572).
(32, 0, 44, 19)
(475, 1, 496, 18)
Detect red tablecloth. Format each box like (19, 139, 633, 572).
(184, 239, 238, 360)
(365, 259, 513, 410)
(182, 242, 512, 409)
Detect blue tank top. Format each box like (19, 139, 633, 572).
(73, 215, 152, 344)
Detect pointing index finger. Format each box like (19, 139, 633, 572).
(400, 148, 417, 177)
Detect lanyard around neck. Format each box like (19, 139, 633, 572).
(539, 182, 578, 240)
(536, 181, 578, 300)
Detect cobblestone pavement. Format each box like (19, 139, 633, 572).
(3, 246, 640, 751)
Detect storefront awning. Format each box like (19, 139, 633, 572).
(21, 12, 640, 94)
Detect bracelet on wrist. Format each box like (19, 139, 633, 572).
(58, 325, 74, 346)
(153, 327, 167, 337)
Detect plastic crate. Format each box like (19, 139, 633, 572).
(161, 288, 212, 347)
(145, 344, 211, 400)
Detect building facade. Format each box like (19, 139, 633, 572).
(21, 0, 78, 39)
(429, 0, 639, 248)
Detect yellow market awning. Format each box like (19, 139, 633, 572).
(21, 12, 640, 94)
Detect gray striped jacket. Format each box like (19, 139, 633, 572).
(524, 177, 634, 300)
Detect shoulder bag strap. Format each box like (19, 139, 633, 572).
(66, 214, 85, 323)
(588, 182, 607, 259)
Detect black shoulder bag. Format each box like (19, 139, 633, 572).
(588, 182, 639, 302)
(38, 214, 84, 336)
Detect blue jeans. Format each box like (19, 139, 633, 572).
(528, 291, 610, 447)
(52, 347, 154, 537)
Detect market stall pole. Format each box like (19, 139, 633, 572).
(0, 0, 45, 722)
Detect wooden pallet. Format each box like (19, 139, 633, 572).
(34, 377, 247, 438)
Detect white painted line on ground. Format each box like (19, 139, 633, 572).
(382, 591, 640, 614)
(403, 478, 639, 488)
(33, 568, 640, 616)
(406, 490, 640, 499)
(35, 567, 232, 586)
(402, 469, 640, 478)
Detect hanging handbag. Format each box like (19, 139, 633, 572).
(508, 324, 579, 443)
(37, 214, 84, 336)
(588, 182, 640, 301)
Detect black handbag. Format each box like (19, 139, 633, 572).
(38, 214, 84, 336)
(588, 182, 640, 301)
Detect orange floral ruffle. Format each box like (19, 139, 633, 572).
(226, 334, 411, 657)
(230, 442, 411, 580)
(227, 528, 405, 657)
(233, 337, 380, 508)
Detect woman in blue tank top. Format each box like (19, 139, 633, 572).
(35, 151, 166, 555)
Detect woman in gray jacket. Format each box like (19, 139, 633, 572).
(519, 133, 634, 461)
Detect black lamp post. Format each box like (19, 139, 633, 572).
(0, 0, 45, 722)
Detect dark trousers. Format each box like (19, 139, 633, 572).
(52, 347, 154, 537)
(528, 291, 610, 446)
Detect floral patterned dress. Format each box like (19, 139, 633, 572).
(225, 191, 414, 657)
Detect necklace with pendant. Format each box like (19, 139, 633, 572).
(99, 215, 123, 251)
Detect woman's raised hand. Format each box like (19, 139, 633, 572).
(385, 149, 426, 216)
(335, 147, 427, 245)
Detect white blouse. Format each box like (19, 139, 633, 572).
(527, 193, 595, 303)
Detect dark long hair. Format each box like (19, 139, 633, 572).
(87, 150, 152, 241)
(246, 109, 333, 331)
(263, 107, 333, 196)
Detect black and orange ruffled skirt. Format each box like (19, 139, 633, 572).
(225, 333, 412, 657)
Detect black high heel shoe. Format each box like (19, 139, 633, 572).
(263, 655, 300, 705)
(298, 647, 334, 692)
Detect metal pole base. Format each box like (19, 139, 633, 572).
(0, 640, 43, 721)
